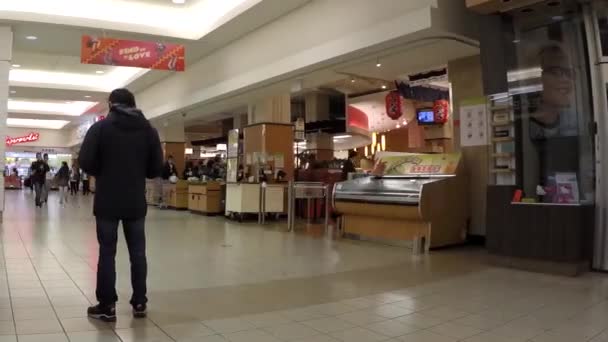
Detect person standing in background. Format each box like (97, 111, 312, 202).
(79, 88, 163, 322)
(161, 155, 177, 180)
(30, 153, 50, 207)
(42, 153, 51, 204)
(70, 164, 80, 195)
(55, 161, 70, 205)
(82, 170, 90, 195)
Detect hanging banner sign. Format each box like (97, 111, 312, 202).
(81, 35, 185, 71)
(385, 91, 403, 120)
(378, 153, 461, 175)
(6, 132, 40, 147)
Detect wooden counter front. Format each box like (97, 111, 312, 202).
(163, 181, 189, 210)
(188, 182, 222, 214)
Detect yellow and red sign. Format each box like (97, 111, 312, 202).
(380, 153, 461, 175)
(81, 35, 185, 71)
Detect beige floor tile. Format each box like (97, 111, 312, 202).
(365, 319, 419, 338)
(340, 298, 380, 310)
(393, 313, 447, 329)
(290, 335, 339, 342)
(49, 295, 91, 307)
(11, 297, 51, 309)
(15, 319, 63, 335)
(13, 307, 57, 321)
(241, 312, 291, 328)
(336, 310, 387, 325)
(18, 334, 69, 342)
(263, 322, 321, 341)
(307, 303, 358, 316)
(428, 322, 483, 340)
(109, 315, 154, 330)
(489, 321, 545, 341)
(161, 322, 215, 340)
(60, 317, 112, 332)
(365, 293, 410, 305)
(329, 327, 389, 342)
(419, 306, 469, 321)
(277, 308, 328, 322)
(370, 304, 415, 319)
(0, 336, 16, 342)
(0, 321, 15, 335)
(0, 309, 13, 322)
(178, 335, 229, 342)
(462, 332, 526, 342)
(451, 314, 507, 330)
(301, 317, 356, 334)
(222, 329, 282, 342)
(397, 330, 458, 342)
(115, 327, 173, 342)
(54, 306, 88, 319)
(67, 330, 121, 342)
(202, 318, 256, 334)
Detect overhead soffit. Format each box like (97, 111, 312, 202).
(0, 0, 263, 40)
(3, 0, 312, 130)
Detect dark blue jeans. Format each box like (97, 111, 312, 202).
(96, 217, 148, 306)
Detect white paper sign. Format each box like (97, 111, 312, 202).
(460, 103, 488, 147)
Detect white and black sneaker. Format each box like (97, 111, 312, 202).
(87, 304, 116, 322)
(133, 304, 147, 318)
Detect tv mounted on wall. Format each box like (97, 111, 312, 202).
(416, 108, 435, 125)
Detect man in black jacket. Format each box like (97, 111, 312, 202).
(30, 152, 50, 207)
(79, 88, 163, 322)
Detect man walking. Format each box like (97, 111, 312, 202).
(79, 88, 163, 322)
(30, 152, 49, 207)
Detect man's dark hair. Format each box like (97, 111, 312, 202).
(109, 88, 136, 108)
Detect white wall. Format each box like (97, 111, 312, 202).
(5, 127, 70, 148)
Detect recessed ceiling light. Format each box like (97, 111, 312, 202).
(95, 70, 104, 74)
(84, 95, 92, 98)
(11, 64, 20, 68)
(10, 90, 16, 94)
(552, 15, 564, 21)
(512, 39, 521, 44)
(351, 78, 356, 83)
(381, 85, 387, 89)
(25, 35, 37, 40)
(172, 0, 186, 3)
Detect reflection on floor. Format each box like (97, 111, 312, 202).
(0, 190, 607, 341)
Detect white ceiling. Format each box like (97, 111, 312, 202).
(2, 0, 311, 130)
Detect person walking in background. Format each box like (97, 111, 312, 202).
(30, 152, 49, 207)
(79, 88, 163, 322)
(42, 153, 51, 204)
(82, 170, 90, 195)
(55, 161, 70, 205)
(70, 164, 80, 195)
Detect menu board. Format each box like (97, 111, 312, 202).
(379, 153, 461, 175)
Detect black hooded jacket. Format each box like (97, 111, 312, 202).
(79, 105, 163, 219)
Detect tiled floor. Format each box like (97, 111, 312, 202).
(1, 190, 608, 341)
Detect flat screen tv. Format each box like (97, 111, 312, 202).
(416, 108, 435, 125)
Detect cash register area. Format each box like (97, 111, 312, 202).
(0, 191, 606, 342)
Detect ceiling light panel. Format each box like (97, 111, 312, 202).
(0, 0, 262, 40)
(9, 67, 147, 92)
(8, 99, 97, 116)
(7, 118, 71, 130)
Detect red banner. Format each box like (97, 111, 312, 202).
(6, 132, 40, 147)
(81, 35, 185, 71)
(385, 91, 403, 120)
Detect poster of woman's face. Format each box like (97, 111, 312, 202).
(540, 45, 574, 109)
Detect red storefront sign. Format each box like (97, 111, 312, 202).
(6, 132, 40, 146)
(81, 35, 185, 71)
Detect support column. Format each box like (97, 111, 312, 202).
(305, 92, 333, 160)
(244, 94, 294, 181)
(0, 27, 13, 220)
(156, 117, 186, 176)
